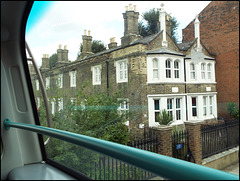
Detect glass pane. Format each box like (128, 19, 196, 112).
(176, 98, 181, 109)
(154, 100, 159, 110)
(192, 108, 197, 117)
(153, 69, 158, 78)
(176, 110, 181, 120)
(153, 59, 158, 68)
(167, 99, 172, 109)
(192, 97, 196, 106)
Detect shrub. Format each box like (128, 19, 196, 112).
(156, 109, 174, 125)
(227, 102, 239, 119)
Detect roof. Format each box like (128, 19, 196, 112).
(146, 47, 185, 56)
(177, 39, 196, 51)
(131, 31, 163, 45)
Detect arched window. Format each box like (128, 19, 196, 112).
(166, 59, 171, 78)
(201, 63, 206, 79)
(152, 58, 159, 79)
(174, 60, 180, 78)
(207, 63, 212, 79)
(190, 63, 196, 80)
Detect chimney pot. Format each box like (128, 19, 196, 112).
(125, 6, 128, 11)
(84, 29, 87, 35)
(64, 45, 67, 50)
(88, 30, 91, 36)
(59, 44, 62, 49)
(129, 4, 132, 10)
(134, 5, 136, 12)
(110, 37, 115, 43)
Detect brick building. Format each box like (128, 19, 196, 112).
(182, 1, 239, 117)
(30, 4, 217, 137)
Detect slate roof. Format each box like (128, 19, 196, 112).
(131, 31, 163, 45)
(146, 47, 185, 56)
(177, 39, 196, 51)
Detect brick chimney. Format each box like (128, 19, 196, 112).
(62, 45, 68, 62)
(56, 44, 69, 66)
(79, 29, 93, 59)
(41, 54, 49, 71)
(108, 37, 118, 49)
(121, 4, 142, 47)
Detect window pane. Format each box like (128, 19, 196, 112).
(153, 59, 158, 68)
(176, 110, 181, 120)
(176, 98, 181, 108)
(167, 99, 172, 109)
(153, 69, 158, 78)
(154, 100, 159, 110)
(192, 108, 197, 117)
(192, 97, 196, 106)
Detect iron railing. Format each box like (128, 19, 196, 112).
(4, 119, 239, 180)
(201, 119, 239, 158)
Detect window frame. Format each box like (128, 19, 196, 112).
(174, 60, 180, 79)
(190, 63, 196, 80)
(57, 74, 63, 88)
(46, 77, 50, 89)
(207, 63, 212, 80)
(152, 58, 159, 79)
(201, 63, 206, 80)
(69, 71, 76, 87)
(116, 59, 128, 83)
(165, 59, 172, 79)
(191, 97, 197, 117)
(92, 65, 101, 85)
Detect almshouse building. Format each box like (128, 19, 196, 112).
(29, 4, 217, 137)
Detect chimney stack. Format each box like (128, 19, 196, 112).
(79, 29, 93, 59)
(121, 4, 142, 47)
(41, 54, 49, 71)
(159, 3, 168, 47)
(108, 37, 118, 49)
(194, 14, 201, 51)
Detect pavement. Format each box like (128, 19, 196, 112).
(221, 162, 239, 176)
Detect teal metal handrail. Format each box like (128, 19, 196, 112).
(4, 119, 239, 180)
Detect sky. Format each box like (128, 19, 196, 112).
(26, 1, 211, 67)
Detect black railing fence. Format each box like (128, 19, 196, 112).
(88, 131, 159, 180)
(172, 130, 189, 161)
(201, 119, 239, 159)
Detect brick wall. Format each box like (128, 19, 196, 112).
(182, 1, 239, 117)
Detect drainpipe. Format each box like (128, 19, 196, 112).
(184, 58, 188, 121)
(106, 61, 109, 91)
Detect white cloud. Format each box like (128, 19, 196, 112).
(26, 1, 211, 67)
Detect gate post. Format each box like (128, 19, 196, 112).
(152, 125, 172, 157)
(185, 120, 204, 164)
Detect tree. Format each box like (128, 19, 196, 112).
(49, 53, 58, 68)
(70, 83, 131, 145)
(77, 40, 107, 58)
(138, 8, 179, 43)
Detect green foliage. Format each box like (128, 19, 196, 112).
(77, 40, 107, 58)
(91, 40, 107, 53)
(155, 109, 173, 125)
(70, 83, 131, 145)
(49, 53, 57, 68)
(227, 102, 239, 119)
(138, 8, 179, 43)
